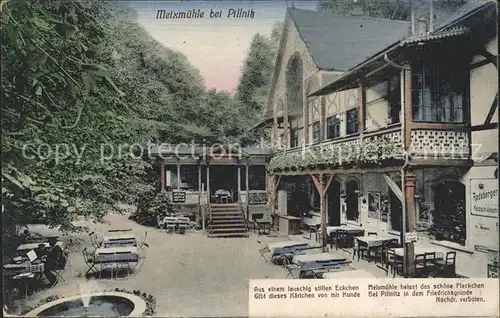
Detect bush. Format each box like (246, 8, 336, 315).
(129, 187, 173, 226)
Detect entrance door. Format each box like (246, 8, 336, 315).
(327, 180, 341, 226)
(346, 180, 359, 222)
(389, 186, 402, 232)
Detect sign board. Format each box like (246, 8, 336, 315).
(471, 179, 498, 218)
(172, 191, 186, 203)
(405, 232, 418, 243)
(471, 214, 499, 253)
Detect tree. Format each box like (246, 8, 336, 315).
(317, 0, 410, 20)
(235, 22, 282, 145)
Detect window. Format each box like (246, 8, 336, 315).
(312, 121, 320, 144)
(412, 63, 466, 123)
(346, 109, 358, 135)
(327, 116, 341, 139)
(387, 76, 401, 124)
(290, 128, 299, 148)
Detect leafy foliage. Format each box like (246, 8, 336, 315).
(1, 0, 281, 232)
(129, 187, 173, 226)
(235, 22, 282, 145)
(268, 136, 405, 172)
(317, 0, 410, 19)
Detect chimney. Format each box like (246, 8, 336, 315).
(411, 0, 434, 36)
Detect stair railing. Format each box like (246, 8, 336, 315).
(207, 201, 212, 232)
(238, 202, 248, 233)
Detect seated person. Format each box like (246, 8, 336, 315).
(43, 238, 64, 285)
(34, 243, 48, 260)
(21, 229, 32, 243)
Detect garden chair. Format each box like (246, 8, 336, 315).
(88, 232, 101, 249)
(51, 250, 69, 285)
(177, 217, 190, 234)
(156, 215, 166, 229)
(82, 247, 97, 276)
(413, 252, 436, 278)
(164, 217, 177, 233)
(385, 249, 403, 278)
(434, 251, 456, 277)
(352, 239, 368, 262)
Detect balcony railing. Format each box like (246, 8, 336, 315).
(269, 124, 471, 172)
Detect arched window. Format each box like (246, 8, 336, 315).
(286, 52, 303, 112)
(432, 181, 466, 245)
(345, 179, 360, 221)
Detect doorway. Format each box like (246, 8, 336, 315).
(345, 179, 359, 222)
(433, 181, 466, 245)
(389, 183, 402, 232)
(210, 165, 238, 202)
(327, 180, 341, 226)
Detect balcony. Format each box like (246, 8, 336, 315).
(268, 125, 471, 173)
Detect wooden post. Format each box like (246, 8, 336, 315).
(176, 162, 181, 190)
(402, 63, 415, 277)
(160, 159, 165, 192)
(198, 163, 202, 228)
(310, 173, 329, 252)
(272, 175, 282, 215)
(283, 96, 289, 148)
(243, 164, 249, 219)
(206, 165, 210, 202)
(237, 165, 241, 203)
(358, 81, 366, 132)
(246, 165, 250, 192)
(404, 171, 417, 277)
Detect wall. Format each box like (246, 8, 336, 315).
(365, 81, 390, 130)
(271, 14, 317, 121)
(469, 36, 498, 156)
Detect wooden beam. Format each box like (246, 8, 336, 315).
(323, 174, 335, 197)
(484, 93, 498, 125)
(478, 50, 498, 69)
(310, 174, 321, 193)
(409, 159, 473, 167)
(383, 174, 403, 202)
(468, 58, 493, 71)
(274, 166, 403, 176)
(358, 81, 366, 132)
(471, 122, 498, 131)
(411, 123, 469, 131)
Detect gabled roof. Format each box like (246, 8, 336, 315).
(288, 8, 411, 71)
(434, 0, 496, 32)
(310, 0, 497, 96)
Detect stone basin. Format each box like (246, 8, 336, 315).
(23, 292, 146, 317)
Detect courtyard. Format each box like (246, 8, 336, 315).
(9, 208, 411, 317)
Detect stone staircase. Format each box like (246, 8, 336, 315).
(207, 203, 248, 238)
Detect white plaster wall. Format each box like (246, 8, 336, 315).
(365, 81, 389, 131)
(271, 16, 317, 116)
(469, 37, 498, 157)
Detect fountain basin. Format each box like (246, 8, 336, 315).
(24, 292, 147, 317)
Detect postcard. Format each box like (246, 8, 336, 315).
(1, 0, 498, 317)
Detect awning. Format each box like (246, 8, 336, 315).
(309, 27, 471, 97)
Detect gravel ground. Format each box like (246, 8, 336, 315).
(16, 213, 292, 317)
(13, 212, 397, 317)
